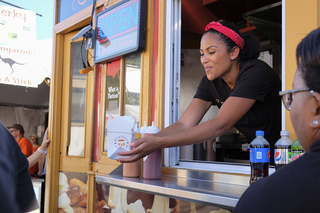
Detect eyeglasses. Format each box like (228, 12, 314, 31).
(10, 129, 16, 133)
(279, 87, 314, 111)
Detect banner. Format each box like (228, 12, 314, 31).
(0, 5, 48, 88)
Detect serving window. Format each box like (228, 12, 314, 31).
(60, 31, 95, 172)
(98, 53, 142, 164)
(164, 0, 282, 172)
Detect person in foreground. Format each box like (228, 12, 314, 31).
(118, 20, 281, 163)
(0, 121, 39, 212)
(233, 27, 320, 213)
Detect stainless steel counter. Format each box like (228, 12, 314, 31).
(96, 165, 250, 210)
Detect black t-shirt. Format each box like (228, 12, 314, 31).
(234, 139, 320, 213)
(0, 122, 39, 212)
(194, 59, 281, 162)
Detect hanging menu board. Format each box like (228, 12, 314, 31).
(94, 0, 147, 63)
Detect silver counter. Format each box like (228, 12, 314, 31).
(96, 165, 250, 210)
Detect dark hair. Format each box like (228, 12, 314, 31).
(203, 20, 260, 61)
(296, 27, 320, 93)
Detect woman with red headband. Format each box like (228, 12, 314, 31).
(119, 20, 281, 164)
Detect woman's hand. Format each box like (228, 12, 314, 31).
(39, 128, 50, 151)
(117, 135, 161, 163)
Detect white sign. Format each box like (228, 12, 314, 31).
(0, 5, 48, 88)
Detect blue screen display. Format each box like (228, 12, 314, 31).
(94, 0, 145, 63)
(58, 0, 94, 23)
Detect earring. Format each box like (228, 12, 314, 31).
(231, 58, 234, 60)
(312, 120, 319, 125)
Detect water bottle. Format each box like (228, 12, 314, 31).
(274, 130, 293, 171)
(143, 121, 162, 179)
(250, 130, 270, 185)
(290, 139, 305, 162)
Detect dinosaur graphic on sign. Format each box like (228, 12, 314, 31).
(0, 55, 26, 74)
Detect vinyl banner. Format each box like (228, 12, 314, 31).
(0, 5, 45, 88)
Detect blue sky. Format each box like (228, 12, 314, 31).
(0, 0, 54, 40)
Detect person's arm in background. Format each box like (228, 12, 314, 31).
(28, 128, 50, 169)
(37, 154, 46, 176)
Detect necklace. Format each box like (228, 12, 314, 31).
(17, 136, 24, 144)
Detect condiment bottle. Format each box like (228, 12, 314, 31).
(123, 124, 141, 177)
(140, 121, 148, 138)
(123, 156, 141, 177)
(143, 121, 161, 179)
(205, 139, 216, 161)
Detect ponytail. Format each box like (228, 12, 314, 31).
(239, 32, 260, 61)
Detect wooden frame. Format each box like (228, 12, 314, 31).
(59, 32, 94, 173)
(155, 0, 166, 130)
(139, 0, 154, 127)
(48, 0, 164, 212)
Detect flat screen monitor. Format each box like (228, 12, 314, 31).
(94, 0, 147, 63)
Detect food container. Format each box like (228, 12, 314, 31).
(107, 114, 139, 160)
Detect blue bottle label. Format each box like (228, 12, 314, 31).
(250, 148, 270, 163)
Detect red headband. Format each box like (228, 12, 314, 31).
(205, 21, 245, 50)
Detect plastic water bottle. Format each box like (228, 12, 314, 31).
(250, 130, 270, 185)
(274, 130, 293, 171)
(290, 139, 305, 162)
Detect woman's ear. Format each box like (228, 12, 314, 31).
(230, 47, 240, 60)
(310, 92, 320, 128)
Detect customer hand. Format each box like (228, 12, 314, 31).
(39, 128, 50, 151)
(118, 135, 161, 163)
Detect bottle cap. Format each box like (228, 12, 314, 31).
(146, 121, 160, 134)
(140, 121, 148, 134)
(280, 130, 289, 137)
(255, 130, 264, 136)
(135, 123, 140, 133)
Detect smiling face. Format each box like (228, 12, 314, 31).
(290, 69, 316, 151)
(200, 32, 234, 81)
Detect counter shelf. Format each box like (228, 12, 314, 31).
(96, 165, 251, 210)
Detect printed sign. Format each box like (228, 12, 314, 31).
(0, 5, 49, 88)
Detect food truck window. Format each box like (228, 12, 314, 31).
(60, 31, 95, 172)
(102, 53, 141, 153)
(164, 0, 282, 170)
(103, 60, 121, 152)
(124, 53, 141, 121)
(67, 41, 87, 157)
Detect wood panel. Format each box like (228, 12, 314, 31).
(45, 33, 64, 213)
(154, 0, 166, 129)
(140, 0, 154, 126)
